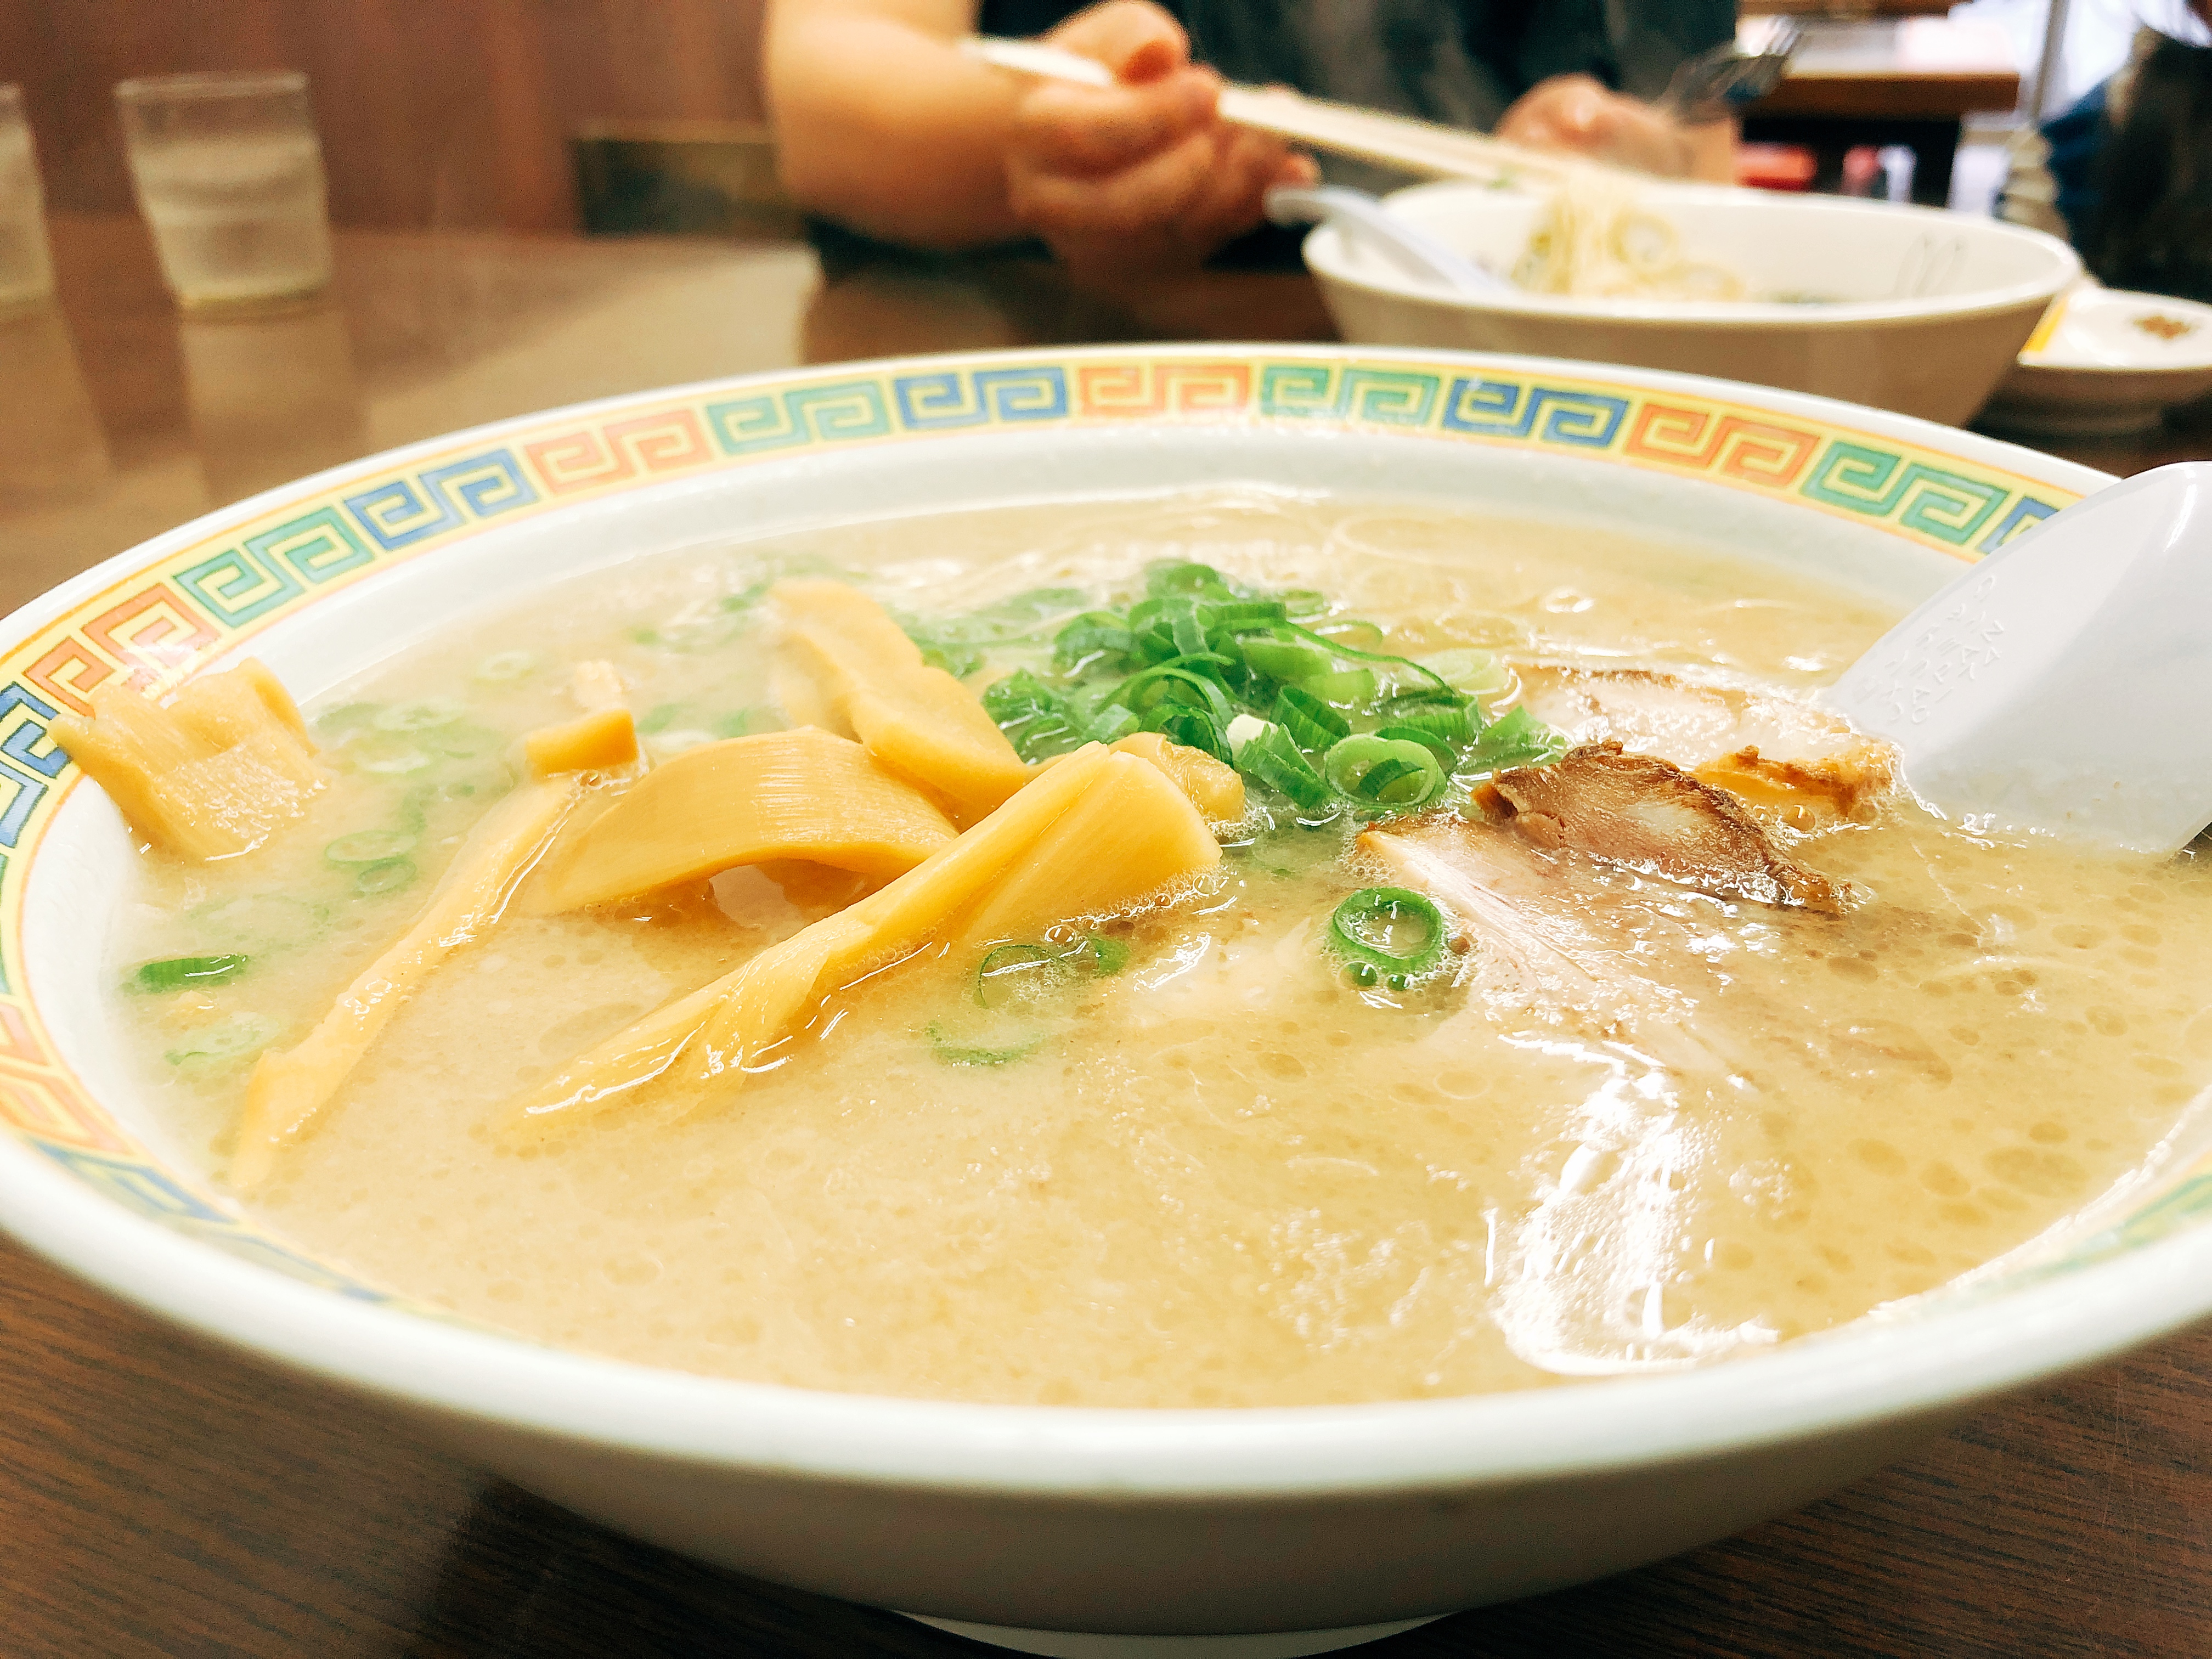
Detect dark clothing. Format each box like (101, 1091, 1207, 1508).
(981, 0, 1735, 129)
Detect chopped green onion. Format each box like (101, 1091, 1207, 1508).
(424, 723, 504, 761)
(1151, 704, 1229, 762)
(1056, 611, 1136, 672)
(313, 702, 381, 738)
(354, 857, 417, 896)
(1105, 660, 1235, 726)
(1329, 887, 1447, 977)
(919, 641, 985, 679)
(131, 953, 249, 994)
(927, 1017, 1045, 1067)
(975, 943, 1075, 1011)
(1282, 623, 1459, 702)
(983, 670, 1093, 761)
(1236, 722, 1335, 813)
(1067, 933, 1131, 976)
(1381, 699, 1476, 746)
(1323, 736, 1448, 811)
(472, 651, 538, 684)
(347, 733, 433, 776)
(1169, 606, 1211, 660)
(1308, 618, 1386, 652)
(1087, 702, 1139, 742)
(1238, 639, 1333, 682)
(712, 709, 772, 740)
(325, 830, 418, 866)
(373, 697, 467, 732)
(1375, 722, 1460, 770)
(1199, 600, 1289, 631)
(1296, 668, 1378, 714)
(1465, 705, 1568, 774)
(163, 1012, 276, 1068)
(1418, 648, 1514, 703)
(1146, 561, 1238, 600)
(1272, 685, 1351, 754)
(639, 703, 684, 735)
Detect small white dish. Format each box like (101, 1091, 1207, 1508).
(1982, 287, 2212, 437)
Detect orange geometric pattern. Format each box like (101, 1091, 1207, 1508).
(1075, 361, 1253, 417)
(1623, 403, 1824, 488)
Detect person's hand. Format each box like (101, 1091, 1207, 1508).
(1003, 0, 1315, 285)
(1496, 73, 1699, 178)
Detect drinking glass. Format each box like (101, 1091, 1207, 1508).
(115, 71, 334, 312)
(0, 85, 57, 311)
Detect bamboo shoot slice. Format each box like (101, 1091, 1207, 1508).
(537, 727, 956, 910)
(1108, 732, 1245, 823)
(957, 752, 1219, 946)
(507, 744, 1116, 1138)
(775, 579, 1030, 824)
(54, 659, 324, 860)
(230, 774, 580, 1188)
(524, 706, 639, 779)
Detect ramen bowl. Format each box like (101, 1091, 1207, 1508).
(1302, 183, 2081, 427)
(3, 346, 2210, 1656)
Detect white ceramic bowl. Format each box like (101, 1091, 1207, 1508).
(1984, 286, 2212, 437)
(3, 346, 2209, 1652)
(1304, 183, 2081, 427)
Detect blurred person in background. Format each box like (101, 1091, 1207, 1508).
(2004, 0, 2212, 300)
(766, 0, 1737, 288)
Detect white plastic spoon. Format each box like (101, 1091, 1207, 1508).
(1263, 184, 1512, 295)
(1825, 461, 2212, 854)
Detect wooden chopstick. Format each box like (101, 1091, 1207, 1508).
(963, 35, 1623, 188)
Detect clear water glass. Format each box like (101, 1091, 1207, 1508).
(0, 85, 57, 311)
(116, 71, 334, 312)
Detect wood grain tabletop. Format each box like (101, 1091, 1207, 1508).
(2, 213, 2207, 1659)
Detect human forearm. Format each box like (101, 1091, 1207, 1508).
(765, 0, 1026, 250)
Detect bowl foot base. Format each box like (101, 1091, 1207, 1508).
(895, 1613, 1444, 1655)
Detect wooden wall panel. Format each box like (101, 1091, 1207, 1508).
(0, 0, 769, 233)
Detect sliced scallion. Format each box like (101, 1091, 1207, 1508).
(131, 953, 249, 994)
(1329, 887, 1446, 978)
(1322, 735, 1447, 810)
(1296, 668, 1378, 714)
(354, 857, 417, 896)
(1238, 639, 1333, 682)
(1272, 684, 1351, 754)
(325, 830, 418, 866)
(1465, 705, 1568, 774)
(927, 1018, 1045, 1067)
(1236, 722, 1335, 813)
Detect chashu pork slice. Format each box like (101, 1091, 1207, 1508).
(1477, 741, 1849, 914)
(1510, 659, 1893, 819)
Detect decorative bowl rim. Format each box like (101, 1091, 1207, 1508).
(7, 340, 2204, 1504)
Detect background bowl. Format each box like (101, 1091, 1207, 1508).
(1302, 183, 2080, 427)
(2, 345, 2208, 1646)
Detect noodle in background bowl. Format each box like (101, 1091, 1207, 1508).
(3, 345, 2211, 1651)
(1303, 183, 2080, 427)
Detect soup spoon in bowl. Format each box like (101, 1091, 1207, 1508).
(1825, 460, 2212, 854)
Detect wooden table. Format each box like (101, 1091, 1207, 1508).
(3, 215, 2208, 1659)
(1742, 18, 2023, 206)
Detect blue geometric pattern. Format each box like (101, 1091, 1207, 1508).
(343, 448, 536, 550)
(1978, 494, 2061, 552)
(35, 1142, 233, 1222)
(0, 684, 65, 778)
(1441, 377, 1628, 447)
(893, 366, 1068, 428)
(0, 758, 46, 850)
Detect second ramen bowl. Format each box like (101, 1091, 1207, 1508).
(1302, 182, 2079, 427)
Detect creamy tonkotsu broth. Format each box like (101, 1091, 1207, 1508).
(103, 491, 2212, 1408)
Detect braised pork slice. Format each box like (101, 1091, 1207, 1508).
(1510, 661, 1893, 820)
(1359, 814, 1733, 1075)
(1480, 741, 1848, 914)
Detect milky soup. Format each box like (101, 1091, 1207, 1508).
(96, 490, 2212, 1408)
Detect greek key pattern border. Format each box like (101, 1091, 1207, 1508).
(6, 351, 2162, 1300)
